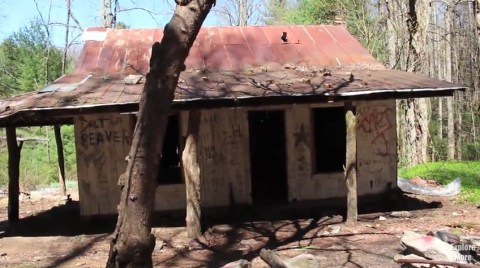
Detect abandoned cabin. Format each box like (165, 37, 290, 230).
(0, 25, 465, 220)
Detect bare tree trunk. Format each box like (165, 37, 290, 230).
(183, 110, 202, 238)
(62, 0, 71, 74)
(447, 96, 455, 159)
(7, 127, 22, 222)
(238, 0, 248, 26)
(101, 0, 114, 28)
(54, 125, 66, 196)
(445, 1, 455, 160)
(402, 0, 430, 166)
(345, 104, 357, 226)
(438, 98, 443, 138)
(456, 99, 462, 160)
(106, 0, 216, 267)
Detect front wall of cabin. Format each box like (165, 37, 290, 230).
(74, 100, 397, 216)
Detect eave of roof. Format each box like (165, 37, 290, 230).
(0, 68, 465, 127)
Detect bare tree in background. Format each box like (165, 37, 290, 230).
(106, 0, 216, 266)
(214, 0, 264, 26)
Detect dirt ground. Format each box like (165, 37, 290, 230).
(0, 189, 479, 268)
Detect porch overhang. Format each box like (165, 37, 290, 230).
(0, 69, 466, 127)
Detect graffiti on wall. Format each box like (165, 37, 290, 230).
(358, 107, 394, 156)
(79, 117, 132, 148)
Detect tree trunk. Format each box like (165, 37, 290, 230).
(345, 103, 357, 226)
(238, 0, 248, 26)
(183, 110, 202, 238)
(54, 125, 67, 196)
(438, 98, 443, 138)
(106, 1, 216, 267)
(7, 127, 22, 222)
(445, 0, 455, 160)
(402, 0, 430, 167)
(447, 96, 455, 159)
(101, 0, 114, 28)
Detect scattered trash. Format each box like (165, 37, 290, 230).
(395, 230, 480, 267)
(327, 225, 341, 234)
(398, 177, 461, 196)
(400, 230, 461, 261)
(391, 211, 413, 218)
(259, 248, 318, 268)
(378, 216, 387, 221)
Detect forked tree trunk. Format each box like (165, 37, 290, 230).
(106, 1, 216, 267)
(345, 103, 357, 226)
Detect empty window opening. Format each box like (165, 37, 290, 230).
(312, 107, 346, 173)
(157, 114, 183, 185)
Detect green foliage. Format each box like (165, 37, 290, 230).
(0, 126, 77, 190)
(267, 0, 337, 25)
(0, 18, 64, 96)
(399, 161, 480, 204)
(265, 0, 388, 64)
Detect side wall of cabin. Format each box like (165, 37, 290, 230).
(74, 100, 397, 216)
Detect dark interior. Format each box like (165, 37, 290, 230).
(312, 107, 346, 173)
(157, 114, 182, 185)
(248, 110, 288, 205)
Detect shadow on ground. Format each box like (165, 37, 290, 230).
(0, 191, 441, 238)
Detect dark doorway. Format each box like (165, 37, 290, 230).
(248, 110, 288, 205)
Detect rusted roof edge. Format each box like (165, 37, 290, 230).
(0, 87, 461, 127)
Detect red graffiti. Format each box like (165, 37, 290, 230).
(358, 107, 393, 156)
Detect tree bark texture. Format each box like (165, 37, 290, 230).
(183, 110, 202, 238)
(54, 125, 67, 195)
(106, 1, 216, 267)
(7, 127, 22, 222)
(345, 104, 357, 226)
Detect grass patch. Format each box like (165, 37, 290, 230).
(398, 161, 480, 204)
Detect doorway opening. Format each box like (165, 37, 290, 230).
(248, 110, 288, 205)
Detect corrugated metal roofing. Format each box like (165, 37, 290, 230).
(75, 25, 383, 75)
(0, 25, 466, 126)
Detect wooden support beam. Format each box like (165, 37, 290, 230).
(182, 110, 202, 238)
(6, 127, 22, 222)
(345, 103, 358, 226)
(54, 125, 67, 195)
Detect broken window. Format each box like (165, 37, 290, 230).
(157, 114, 183, 185)
(312, 107, 346, 173)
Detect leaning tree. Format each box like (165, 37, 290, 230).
(106, 0, 217, 267)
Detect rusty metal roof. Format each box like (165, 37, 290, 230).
(0, 25, 465, 126)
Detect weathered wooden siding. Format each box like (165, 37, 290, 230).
(177, 108, 251, 208)
(74, 113, 133, 216)
(75, 100, 397, 216)
(356, 100, 397, 195)
(285, 104, 346, 201)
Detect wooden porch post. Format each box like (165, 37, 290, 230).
(182, 110, 202, 238)
(6, 127, 22, 222)
(54, 125, 67, 195)
(345, 102, 358, 226)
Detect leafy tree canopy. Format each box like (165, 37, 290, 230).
(0, 18, 63, 96)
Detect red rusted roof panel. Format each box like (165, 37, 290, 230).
(75, 25, 386, 75)
(225, 44, 255, 69)
(219, 27, 246, 44)
(242, 26, 269, 45)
